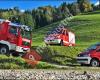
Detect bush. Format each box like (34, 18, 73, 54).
(36, 46, 58, 62)
(35, 46, 80, 66)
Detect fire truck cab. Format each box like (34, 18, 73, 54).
(0, 19, 32, 56)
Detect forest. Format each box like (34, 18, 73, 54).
(0, 0, 99, 30)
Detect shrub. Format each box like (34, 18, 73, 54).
(36, 46, 58, 62)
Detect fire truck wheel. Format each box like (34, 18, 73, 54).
(90, 59, 100, 67)
(60, 40, 64, 46)
(0, 45, 9, 55)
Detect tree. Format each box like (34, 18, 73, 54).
(0, 12, 3, 18)
(67, 3, 73, 13)
(71, 3, 80, 15)
(2, 12, 10, 19)
(19, 11, 36, 29)
(59, 2, 71, 18)
(43, 6, 53, 24)
(34, 9, 45, 28)
(9, 15, 19, 23)
(77, 0, 93, 12)
(24, 13, 35, 29)
(19, 14, 25, 24)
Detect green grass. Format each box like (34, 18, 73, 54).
(32, 21, 61, 46)
(32, 11, 100, 66)
(0, 55, 32, 69)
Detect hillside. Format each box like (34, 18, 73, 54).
(0, 12, 99, 69)
(32, 12, 100, 66)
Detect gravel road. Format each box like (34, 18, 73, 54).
(0, 69, 100, 80)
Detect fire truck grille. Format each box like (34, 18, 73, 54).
(22, 41, 30, 46)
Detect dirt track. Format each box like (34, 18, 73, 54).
(0, 69, 100, 80)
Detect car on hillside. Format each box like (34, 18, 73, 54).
(76, 43, 100, 67)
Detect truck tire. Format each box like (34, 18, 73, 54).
(0, 45, 9, 55)
(60, 40, 64, 46)
(90, 59, 99, 67)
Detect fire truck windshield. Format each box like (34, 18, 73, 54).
(9, 26, 18, 35)
(21, 29, 31, 39)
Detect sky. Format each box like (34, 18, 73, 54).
(0, 0, 98, 10)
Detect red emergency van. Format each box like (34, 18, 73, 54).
(44, 26, 75, 46)
(77, 43, 100, 67)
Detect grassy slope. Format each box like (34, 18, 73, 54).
(33, 13, 100, 46)
(0, 55, 32, 69)
(32, 12, 100, 66)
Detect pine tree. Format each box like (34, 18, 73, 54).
(24, 13, 35, 29)
(71, 3, 80, 15)
(59, 2, 71, 18)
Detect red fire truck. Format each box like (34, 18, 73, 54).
(0, 19, 32, 56)
(44, 26, 75, 46)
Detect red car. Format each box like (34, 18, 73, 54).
(76, 43, 100, 67)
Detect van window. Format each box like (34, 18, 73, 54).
(9, 26, 17, 35)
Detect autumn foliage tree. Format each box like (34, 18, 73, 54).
(77, 0, 93, 12)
